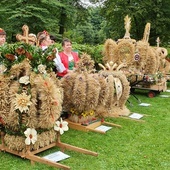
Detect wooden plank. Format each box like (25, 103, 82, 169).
(66, 120, 89, 132)
(103, 121, 122, 128)
(30, 143, 56, 155)
(26, 152, 70, 170)
(66, 119, 121, 134)
(56, 141, 98, 157)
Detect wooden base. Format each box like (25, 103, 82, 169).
(66, 119, 122, 134)
(0, 132, 98, 170)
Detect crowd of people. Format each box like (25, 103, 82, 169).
(0, 27, 79, 78)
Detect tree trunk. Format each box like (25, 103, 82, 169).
(59, 7, 67, 36)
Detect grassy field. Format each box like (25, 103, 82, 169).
(0, 83, 170, 170)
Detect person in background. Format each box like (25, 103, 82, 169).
(37, 30, 66, 74)
(58, 38, 79, 77)
(28, 33, 37, 45)
(0, 28, 6, 46)
(50, 35, 57, 44)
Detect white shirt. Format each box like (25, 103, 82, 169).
(41, 46, 66, 73)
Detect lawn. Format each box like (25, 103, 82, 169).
(0, 83, 170, 170)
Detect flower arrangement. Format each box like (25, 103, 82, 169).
(70, 108, 94, 117)
(143, 71, 163, 84)
(61, 53, 130, 123)
(0, 42, 57, 74)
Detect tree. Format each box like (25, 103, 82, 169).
(65, 6, 107, 45)
(0, 0, 63, 42)
(100, 0, 170, 45)
(0, 0, 89, 42)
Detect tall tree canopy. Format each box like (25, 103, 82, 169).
(100, 0, 170, 45)
(0, 0, 169, 45)
(0, 0, 89, 42)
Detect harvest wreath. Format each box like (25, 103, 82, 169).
(0, 42, 63, 150)
(0, 41, 97, 169)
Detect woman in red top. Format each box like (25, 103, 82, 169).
(58, 38, 79, 77)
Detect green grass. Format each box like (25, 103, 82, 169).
(1, 84, 170, 170)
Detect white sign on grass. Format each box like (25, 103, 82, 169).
(166, 89, 170, 92)
(139, 103, 150, 106)
(129, 113, 144, 119)
(159, 95, 170, 98)
(95, 125, 112, 132)
(43, 151, 70, 162)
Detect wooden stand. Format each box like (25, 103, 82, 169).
(0, 131, 98, 170)
(66, 119, 122, 134)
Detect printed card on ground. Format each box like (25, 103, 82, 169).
(95, 125, 112, 132)
(129, 113, 144, 119)
(139, 103, 150, 106)
(159, 95, 170, 98)
(43, 151, 70, 162)
(166, 89, 170, 92)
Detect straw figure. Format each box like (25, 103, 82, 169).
(61, 53, 130, 123)
(102, 15, 169, 85)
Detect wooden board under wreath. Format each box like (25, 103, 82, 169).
(66, 119, 122, 134)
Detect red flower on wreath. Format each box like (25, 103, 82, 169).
(25, 51, 33, 60)
(5, 54, 15, 61)
(46, 55, 55, 61)
(0, 116, 5, 125)
(15, 47, 26, 55)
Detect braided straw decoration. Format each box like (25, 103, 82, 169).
(115, 40, 135, 65)
(61, 73, 77, 111)
(98, 62, 130, 117)
(145, 47, 157, 74)
(72, 73, 87, 112)
(135, 40, 149, 71)
(0, 75, 11, 126)
(85, 74, 101, 111)
(103, 39, 117, 64)
(4, 129, 56, 151)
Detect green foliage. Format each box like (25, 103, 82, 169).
(71, 43, 104, 67)
(101, 0, 170, 45)
(166, 47, 170, 59)
(64, 7, 106, 45)
(0, 42, 57, 73)
(0, 0, 89, 42)
(0, 0, 169, 46)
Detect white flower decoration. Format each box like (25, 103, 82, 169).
(19, 76, 30, 85)
(54, 118, 69, 135)
(24, 128, 37, 145)
(0, 64, 7, 74)
(14, 92, 32, 113)
(38, 64, 47, 74)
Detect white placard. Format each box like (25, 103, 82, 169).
(166, 89, 170, 92)
(95, 125, 112, 132)
(129, 113, 144, 119)
(139, 103, 150, 106)
(43, 151, 70, 162)
(159, 95, 170, 98)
